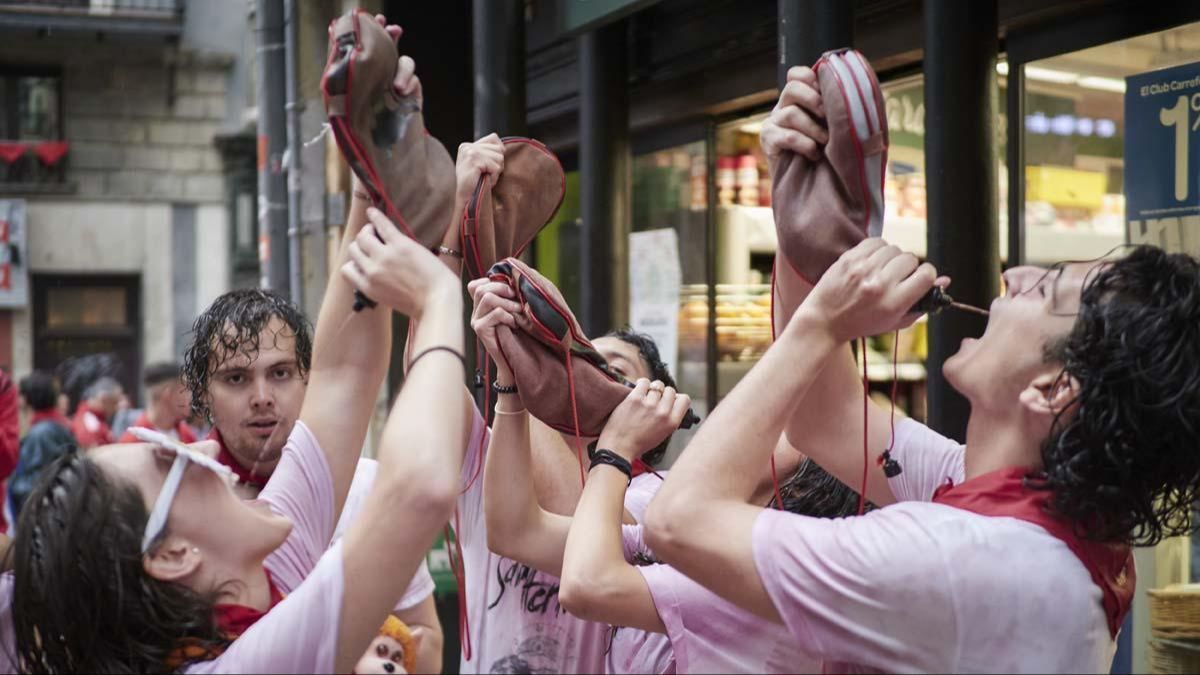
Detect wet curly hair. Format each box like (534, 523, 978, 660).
(771, 458, 874, 517)
(182, 288, 313, 421)
(1033, 245, 1200, 546)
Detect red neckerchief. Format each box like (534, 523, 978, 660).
(208, 427, 270, 489)
(631, 459, 663, 480)
(212, 570, 285, 638)
(30, 409, 70, 428)
(932, 466, 1134, 638)
(164, 570, 285, 670)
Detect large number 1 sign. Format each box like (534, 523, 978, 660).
(1159, 93, 1200, 202)
(1126, 62, 1200, 255)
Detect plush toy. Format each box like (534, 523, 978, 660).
(354, 615, 418, 674)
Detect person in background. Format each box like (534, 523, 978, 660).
(110, 390, 138, 440)
(118, 362, 195, 443)
(8, 371, 74, 520)
(71, 376, 123, 450)
(0, 371, 17, 534)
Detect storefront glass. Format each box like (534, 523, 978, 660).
(630, 141, 709, 461)
(697, 72, 1007, 420)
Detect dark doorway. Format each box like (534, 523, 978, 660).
(32, 274, 141, 401)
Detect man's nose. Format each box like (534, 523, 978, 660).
(249, 378, 275, 409)
(1002, 266, 1044, 296)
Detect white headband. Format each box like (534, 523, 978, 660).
(128, 427, 237, 553)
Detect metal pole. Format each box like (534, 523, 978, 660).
(924, 0, 1000, 441)
(1006, 63, 1026, 268)
(283, 0, 303, 306)
(472, 0, 526, 138)
(579, 21, 630, 337)
(254, 0, 290, 296)
(778, 0, 854, 88)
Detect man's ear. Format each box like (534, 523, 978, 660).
(1019, 370, 1079, 420)
(143, 535, 201, 583)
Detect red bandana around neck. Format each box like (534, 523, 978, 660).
(932, 466, 1135, 638)
(212, 570, 286, 638)
(208, 427, 270, 489)
(30, 409, 70, 428)
(165, 570, 286, 669)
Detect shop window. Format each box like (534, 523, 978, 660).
(1019, 22, 1200, 263)
(630, 141, 708, 464)
(0, 68, 67, 185)
(708, 70, 1009, 421)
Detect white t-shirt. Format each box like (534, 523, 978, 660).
(454, 409, 667, 674)
(333, 457, 436, 611)
(752, 419, 1117, 673)
(189, 420, 345, 672)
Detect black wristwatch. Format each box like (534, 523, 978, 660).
(589, 449, 632, 485)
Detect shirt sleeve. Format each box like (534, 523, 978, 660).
(621, 524, 653, 563)
(330, 457, 435, 613)
(184, 541, 346, 675)
(751, 507, 958, 673)
(624, 472, 667, 524)
(885, 419, 966, 503)
(259, 421, 337, 594)
(453, 407, 489, 543)
(635, 564, 687, 668)
(395, 559, 436, 612)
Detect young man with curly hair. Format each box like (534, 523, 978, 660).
(645, 66, 1200, 673)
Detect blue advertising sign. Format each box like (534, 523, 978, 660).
(1125, 61, 1200, 254)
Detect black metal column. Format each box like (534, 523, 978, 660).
(472, 0, 526, 138)
(924, 0, 1000, 441)
(255, 0, 290, 296)
(579, 21, 629, 336)
(777, 0, 854, 87)
(1006, 64, 1026, 268)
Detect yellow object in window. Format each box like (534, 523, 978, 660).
(1025, 166, 1105, 209)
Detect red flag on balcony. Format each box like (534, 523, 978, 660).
(34, 141, 69, 167)
(0, 143, 27, 165)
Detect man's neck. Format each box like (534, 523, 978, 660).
(962, 410, 1044, 481)
(146, 404, 176, 432)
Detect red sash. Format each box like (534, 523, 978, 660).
(932, 467, 1134, 638)
(208, 427, 270, 489)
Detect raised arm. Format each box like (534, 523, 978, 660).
(645, 238, 936, 622)
(470, 278, 573, 576)
(299, 43, 423, 519)
(335, 215, 466, 673)
(765, 66, 908, 507)
(558, 379, 689, 634)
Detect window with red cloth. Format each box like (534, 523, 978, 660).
(1, 68, 64, 184)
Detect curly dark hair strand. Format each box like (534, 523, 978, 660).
(182, 288, 313, 421)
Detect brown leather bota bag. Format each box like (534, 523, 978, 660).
(321, 10, 455, 252)
(461, 138, 565, 280)
(771, 48, 888, 287)
(487, 258, 630, 438)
